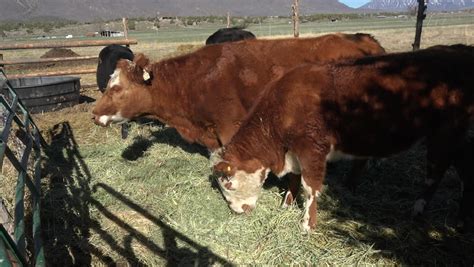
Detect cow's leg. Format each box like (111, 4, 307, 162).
(344, 159, 369, 191)
(452, 139, 474, 230)
(413, 137, 452, 216)
(293, 140, 329, 231)
(281, 173, 301, 208)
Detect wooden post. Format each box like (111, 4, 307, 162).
(122, 17, 129, 47)
(412, 0, 427, 50)
(292, 0, 300, 38)
(227, 12, 231, 28)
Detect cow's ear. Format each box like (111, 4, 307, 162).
(133, 53, 152, 83)
(134, 53, 150, 69)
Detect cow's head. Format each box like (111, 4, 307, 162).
(92, 53, 153, 126)
(210, 148, 270, 214)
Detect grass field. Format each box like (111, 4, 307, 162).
(1, 13, 474, 265)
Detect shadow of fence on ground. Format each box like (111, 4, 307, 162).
(41, 121, 231, 266)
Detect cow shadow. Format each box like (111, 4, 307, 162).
(318, 143, 474, 265)
(41, 121, 232, 266)
(122, 127, 209, 161)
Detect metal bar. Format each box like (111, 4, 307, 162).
(0, 233, 13, 267)
(14, 170, 26, 258)
(1, 225, 27, 266)
(4, 144, 39, 198)
(0, 68, 46, 266)
(32, 129, 45, 266)
(0, 141, 5, 172)
(6, 68, 96, 79)
(0, 96, 18, 142)
(0, 39, 137, 50)
(0, 56, 98, 66)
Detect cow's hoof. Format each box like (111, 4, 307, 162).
(281, 191, 295, 208)
(412, 199, 427, 217)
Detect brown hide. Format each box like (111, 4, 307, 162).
(92, 33, 385, 150)
(217, 44, 474, 229)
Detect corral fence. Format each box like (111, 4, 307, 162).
(0, 18, 137, 85)
(0, 39, 137, 80)
(0, 67, 46, 266)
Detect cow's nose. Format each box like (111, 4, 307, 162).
(241, 204, 255, 214)
(91, 114, 104, 126)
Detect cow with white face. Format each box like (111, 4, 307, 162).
(92, 55, 154, 127)
(211, 145, 319, 231)
(211, 149, 272, 214)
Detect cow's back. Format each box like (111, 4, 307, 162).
(188, 34, 385, 145)
(203, 34, 386, 110)
(205, 27, 256, 45)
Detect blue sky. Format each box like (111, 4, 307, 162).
(339, 0, 372, 8)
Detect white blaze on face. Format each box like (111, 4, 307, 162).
(217, 167, 270, 214)
(108, 69, 121, 88)
(98, 112, 129, 126)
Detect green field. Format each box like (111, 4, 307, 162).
(1, 13, 474, 266)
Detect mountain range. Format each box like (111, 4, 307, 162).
(362, 0, 474, 11)
(1, 0, 473, 22)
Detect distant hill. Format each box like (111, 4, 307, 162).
(0, 0, 354, 22)
(361, 0, 474, 11)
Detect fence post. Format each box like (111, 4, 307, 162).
(122, 18, 129, 40)
(292, 0, 300, 38)
(412, 0, 427, 50)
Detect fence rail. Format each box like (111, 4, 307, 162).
(0, 39, 137, 50)
(0, 56, 98, 66)
(7, 68, 96, 79)
(0, 67, 46, 266)
(1, 17, 135, 81)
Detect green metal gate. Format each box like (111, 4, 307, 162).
(0, 68, 46, 266)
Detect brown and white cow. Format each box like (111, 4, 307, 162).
(92, 33, 384, 149)
(211, 44, 474, 231)
(91, 33, 385, 205)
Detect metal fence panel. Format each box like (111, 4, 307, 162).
(0, 68, 46, 266)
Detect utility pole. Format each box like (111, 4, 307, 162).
(227, 12, 231, 28)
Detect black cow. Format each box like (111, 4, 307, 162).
(96, 44, 134, 93)
(205, 27, 256, 45)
